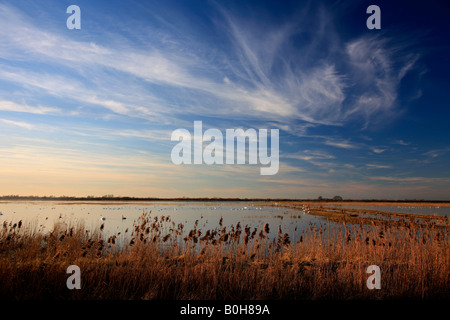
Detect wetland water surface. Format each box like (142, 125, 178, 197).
(0, 201, 323, 243)
(1, 201, 447, 245)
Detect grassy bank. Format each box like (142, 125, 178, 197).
(0, 210, 448, 300)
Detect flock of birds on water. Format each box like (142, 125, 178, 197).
(97, 205, 268, 222)
(0, 205, 291, 225)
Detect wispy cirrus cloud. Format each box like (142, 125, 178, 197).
(284, 150, 335, 162)
(214, 4, 423, 130)
(0, 100, 60, 115)
(371, 148, 386, 154)
(366, 164, 392, 169)
(423, 148, 450, 159)
(0, 2, 422, 131)
(323, 139, 359, 149)
(0, 2, 297, 126)
(369, 176, 450, 184)
(0, 118, 34, 130)
(393, 139, 411, 146)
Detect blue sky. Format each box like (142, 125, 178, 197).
(0, 0, 449, 199)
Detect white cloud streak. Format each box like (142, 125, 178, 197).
(0, 100, 60, 115)
(0, 118, 34, 130)
(0, 2, 422, 131)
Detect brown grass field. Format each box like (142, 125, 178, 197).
(0, 202, 448, 300)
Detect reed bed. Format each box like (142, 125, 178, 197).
(0, 210, 448, 300)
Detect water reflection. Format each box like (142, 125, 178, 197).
(0, 201, 325, 244)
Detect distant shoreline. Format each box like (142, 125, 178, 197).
(0, 196, 449, 205)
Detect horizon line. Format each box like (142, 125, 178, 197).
(1, 195, 449, 203)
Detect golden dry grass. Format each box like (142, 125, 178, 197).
(0, 209, 448, 300)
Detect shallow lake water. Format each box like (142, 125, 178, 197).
(0, 201, 324, 243)
(1, 201, 447, 246)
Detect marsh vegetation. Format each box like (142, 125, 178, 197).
(0, 203, 448, 300)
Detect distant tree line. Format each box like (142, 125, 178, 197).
(318, 195, 343, 201)
(0, 195, 445, 203)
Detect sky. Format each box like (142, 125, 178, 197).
(0, 0, 449, 200)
